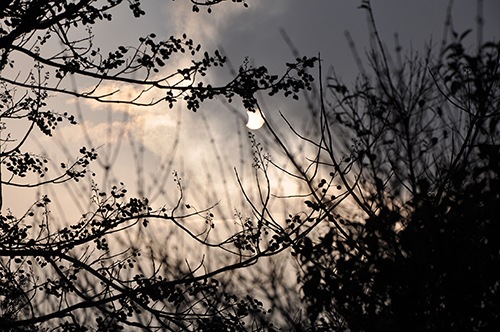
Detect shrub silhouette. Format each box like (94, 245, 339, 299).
(293, 2, 500, 331)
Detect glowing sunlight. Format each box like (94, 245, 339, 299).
(245, 109, 265, 130)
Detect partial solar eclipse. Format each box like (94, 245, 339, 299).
(246, 110, 265, 130)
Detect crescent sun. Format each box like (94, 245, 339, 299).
(246, 110, 265, 130)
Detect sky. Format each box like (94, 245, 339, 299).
(3, 0, 500, 223)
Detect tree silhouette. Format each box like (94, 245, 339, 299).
(0, 1, 317, 330)
(269, 1, 500, 330)
(2, 0, 499, 331)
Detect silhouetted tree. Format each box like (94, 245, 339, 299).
(3, 0, 498, 331)
(0, 1, 317, 330)
(267, 1, 500, 330)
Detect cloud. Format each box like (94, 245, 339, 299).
(165, 1, 278, 43)
(51, 109, 178, 157)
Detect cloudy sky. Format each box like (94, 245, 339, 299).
(5, 0, 500, 221)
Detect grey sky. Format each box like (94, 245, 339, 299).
(4, 1, 499, 219)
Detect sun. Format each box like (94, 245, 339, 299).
(246, 110, 265, 130)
